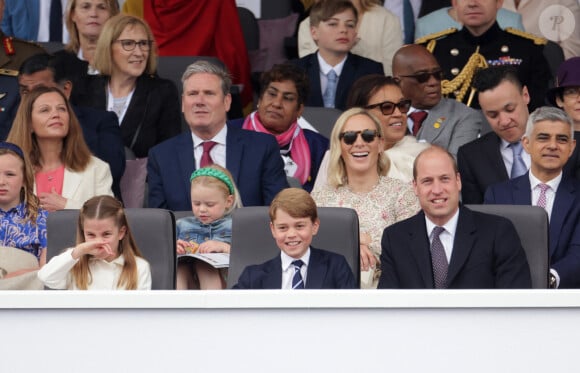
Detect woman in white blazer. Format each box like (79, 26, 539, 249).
(7, 86, 113, 211)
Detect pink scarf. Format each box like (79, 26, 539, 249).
(242, 111, 311, 185)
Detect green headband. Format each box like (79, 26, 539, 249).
(190, 167, 235, 195)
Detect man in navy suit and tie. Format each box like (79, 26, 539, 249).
(485, 107, 580, 288)
(378, 146, 531, 289)
(147, 60, 289, 210)
(234, 188, 356, 289)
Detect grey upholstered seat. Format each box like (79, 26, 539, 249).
(46, 208, 176, 289)
(466, 204, 549, 289)
(226, 206, 360, 288)
(301, 106, 343, 139)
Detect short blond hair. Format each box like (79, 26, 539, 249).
(64, 0, 120, 53)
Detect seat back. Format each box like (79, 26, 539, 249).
(47, 208, 176, 289)
(227, 206, 360, 288)
(466, 204, 549, 289)
(237, 7, 260, 51)
(301, 106, 343, 139)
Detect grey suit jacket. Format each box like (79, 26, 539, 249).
(416, 98, 482, 158)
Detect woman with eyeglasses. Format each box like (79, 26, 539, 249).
(77, 14, 181, 206)
(311, 107, 420, 289)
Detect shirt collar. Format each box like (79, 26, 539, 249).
(0, 202, 27, 217)
(424, 208, 460, 238)
(89, 254, 125, 266)
(191, 125, 228, 148)
(529, 170, 562, 192)
(317, 52, 347, 76)
(280, 248, 311, 271)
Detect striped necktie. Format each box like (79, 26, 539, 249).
(292, 260, 305, 289)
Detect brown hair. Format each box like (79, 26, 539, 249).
(259, 64, 309, 106)
(7, 86, 92, 172)
(93, 14, 157, 75)
(72, 195, 144, 290)
(346, 75, 401, 108)
(269, 188, 318, 223)
(0, 146, 40, 223)
(64, 0, 120, 53)
(310, 0, 358, 27)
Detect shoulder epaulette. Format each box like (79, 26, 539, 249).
(0, 68, 18, 77)
(505, 27, 547, 45)
(414, 28, 458, 45)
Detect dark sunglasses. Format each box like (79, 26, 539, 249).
(398, 69, 444, 83)
(365, 99, 411, 115)
(339, 129, 380, 145)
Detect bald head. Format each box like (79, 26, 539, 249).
(392, 45, 442, 110)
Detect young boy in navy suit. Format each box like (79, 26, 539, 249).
(291, 0, 384, 110)
(233, 188, 356, 289)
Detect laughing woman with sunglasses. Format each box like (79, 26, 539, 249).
(311, 107, 420, 289)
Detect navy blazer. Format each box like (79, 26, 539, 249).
(378, 207, 531, 289)
(228, 118, 329, 192)
(233, 247, 356, 289)
(484, 173, 580, 288)
(147, 125, 289, 210)
(291, 52, 384, 110)
(79, 74, 182, 158)
(73, 106, 125, 199)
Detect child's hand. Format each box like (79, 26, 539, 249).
(72, 240, 114, 260)
(176, 239, 199, 255)
(198, 240, 230, 254)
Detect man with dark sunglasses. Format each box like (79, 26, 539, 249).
(392, 44, 482, 158)
(415, 0, 551, 111)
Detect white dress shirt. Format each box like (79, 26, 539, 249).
(500, 138, 531, 176)
(280, 248, 311, 289)
(38, 0, 69, 43)
(529, 171, 562, 221)
(191, 125, 228, 169)
(425, 208, 460, 263)
(317, 52, 347, 94)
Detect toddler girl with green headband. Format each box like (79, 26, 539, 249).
(176, 165, 241, 289)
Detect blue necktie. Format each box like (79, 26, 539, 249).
(431, 226, 448, 289)
(292, 260, 305, 289)
(323, 70, 338, 108)
(510, 141, 527, 179)
(403, 0, 415, 44)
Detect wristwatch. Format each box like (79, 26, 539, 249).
(549, 273, 557, 289)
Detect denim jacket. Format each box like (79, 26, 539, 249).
(176, 215, 232, 244)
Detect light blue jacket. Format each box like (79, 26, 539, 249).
(1, 0, 40, 40)
(176, 215, 232, 245)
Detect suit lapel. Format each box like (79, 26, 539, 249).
(176, 133, 195, 204)
(307, 55, 323, 106)
(549, 178, 575, 254)
(305, 248, 327, 289)
(446, 208, 476, 286)
(335, 53, 355, 108)
(418, 100, 446, 142)
(120, 76, 149, 146)
(225, 125, 243, 185)
(263, 257, 283, 289)
(512, 174, 532, 204)
(408, 213, 434, 288)
(485, 134, 509, 180)
(61, 167, 82, 199)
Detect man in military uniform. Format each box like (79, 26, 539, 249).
(416, 0, 551, 111)
(0, 0, 45, 138)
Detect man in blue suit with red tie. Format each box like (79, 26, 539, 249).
(147, 60, 289, 210)
(485, 107, 580, 288)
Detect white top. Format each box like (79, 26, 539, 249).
(529, 171, 562, 221)
(38, 248, 152, 290)
(317, 52, 347, 94)
(424, 208, 460, 263)
(191, 125, 228, 169)
(280, 249, 311, 289)
(500, 138, 531, 176)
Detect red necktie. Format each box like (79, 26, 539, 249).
(409, 110, 428, 136)
(199, 141, 217, 168)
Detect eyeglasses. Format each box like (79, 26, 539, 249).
(563, 87, 580, 99)
(115, 39, 152, 52)
(398, 69, 444, 83)
(339, 129, 380, 145)
(365, 99, 411, 115)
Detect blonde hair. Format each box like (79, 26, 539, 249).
(327, 107, 389, 188)
(64, 0, 120, 53)
(0, 146, 41, 223)
(190, 165, 242, 215)
(93, 14, 157, 76)
(72, 195, 144, 290)
(7, 86, 92, 172)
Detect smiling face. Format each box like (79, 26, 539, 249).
(452, 0, 502, 36)
(31, 92, 70, 140)
(270, 209, 320, 259)
(479, 80, 530, 143)
(257, 80, 304, 135)
(182, 73, 232, 139)
(340, 114, 383, 178)
(413, 148, 461, 226)
(71, 0, 112, 40)
(82, 217, 126, 261)
(0, 153, 24, 211)
(311, 8, 357, 57)
(366, 85, 408, 148)
(190, 184, 234, 225)
(523, 120, 576, 182)
(111, 24, 149, 79)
